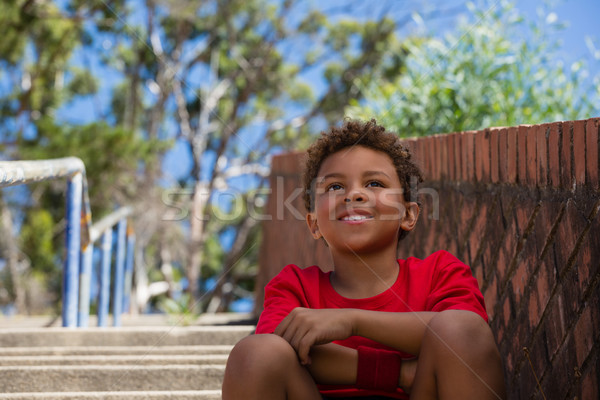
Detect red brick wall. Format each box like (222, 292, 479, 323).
(256, 118, 600, 400)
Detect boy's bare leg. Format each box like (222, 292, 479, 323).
(410, 310, 506, 400)
(222, 334, 323, 400)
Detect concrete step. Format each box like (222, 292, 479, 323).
(0, 312, 255, 329)
(0, 364, 225, 392)
(0, 390, 222, 399)
(0, 325, 254, 347)
(0, 314, 254, 398)
(0, 345, 233, 356)
(0, 354, 229, 366)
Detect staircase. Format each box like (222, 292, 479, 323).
(0, 314, 254, 399)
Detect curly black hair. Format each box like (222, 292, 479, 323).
(302, 119, 423, 240)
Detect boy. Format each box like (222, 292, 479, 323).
(222, 119, 506, 399)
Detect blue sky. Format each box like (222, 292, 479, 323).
(49, 0, 600, 183)
(516, 0, 600, 70)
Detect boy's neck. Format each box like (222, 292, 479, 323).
(328, 247, 400, 299)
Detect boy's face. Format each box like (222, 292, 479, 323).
(306, 145, 419, 255)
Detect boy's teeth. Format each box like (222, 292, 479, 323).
(343, 215, 368, 221)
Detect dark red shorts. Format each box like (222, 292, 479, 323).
(322, 397, 395, 400)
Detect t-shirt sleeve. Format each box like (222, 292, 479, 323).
(255, 265, 307, 334)
(425, 251, 488, 322)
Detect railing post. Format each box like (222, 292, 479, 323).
(62, 172, 82, 327)
(98, 229, 113, 327)
(123, 229, 135, 313)
(78, 243, 94, 327)
(112, 219, 127, 327)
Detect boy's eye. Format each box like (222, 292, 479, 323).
(366, 181, 384, 188)
(327, 183, 343, 191)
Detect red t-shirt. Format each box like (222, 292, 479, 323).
(255, 250, 487, 398)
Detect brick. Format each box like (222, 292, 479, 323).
(507, 127, 518, 183)
(537, 254, 558, 300)
(460, 132, 468, 181)
(536, 259, 555, 312)
(418, 138, 427, 181)
(413, 139, 424, 174)
(432, 137, 439, 182)
(540, 340, 575, 400)
(497, 194, 518, 285)
(490, 128, 500, 183)
(573, 208, 600, 290)
(475, 131, 484, 182)
(529, 332, 551, 380)
(453, 133, 462, 181)
(496, 242, 510, 286)
(574, 239, 594, 294)
(475, 266, 484, 291)
(546, 294, 567, 358)
(424, 137, 433, 181)
(497, 128, 508, 182)
(586, 118, 599, 188)
(482, 199, 502, 276)
(511, 321, 528, 358)
(432, 136, 440, 180)
(502, 295, 512, 331)
(561, 121, 573, 189)
(441, 135, 450, 179)
(536, 124, 548, 187)
(483, 129, 491, 182)
(469, 200, 489, 265)
(526, 125, 537, 185)
(424, 216, 438, 256)
(574, 307, 594, 366)
(533, 200, 562, 263)
(465, 131, 475, 181)
(494, 319, 504, 344)
(447, 134, 455, 180)
(517, 125, 529, 184)
(561, 265, 582, 323)
(573, 119, 586, 186)
(511, 261, 528, 306)
(458, 200, 477, 261)
(484, 277, 498, 321)
(581, 366, 599, 400)
(554, 199, 586, 276)
(436, 135, 444, 180)
(548, 122, 561, 187)
(514, 197, 536, 237)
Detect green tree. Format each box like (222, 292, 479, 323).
(346, 0, 600, 137)
(92, 0, 412, 312)
(0, 0, 162, 314)
(1, 0, 459, 315)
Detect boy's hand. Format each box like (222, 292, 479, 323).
(275, 307, 356, 365)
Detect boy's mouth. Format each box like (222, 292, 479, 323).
(340, 214, 373, 221)
(337, 209, 374, 222)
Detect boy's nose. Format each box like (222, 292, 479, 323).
(344, 188, 366, 203)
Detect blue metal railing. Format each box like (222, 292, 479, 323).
(0, 157, 135, 328)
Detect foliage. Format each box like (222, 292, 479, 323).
(19, 209, 57, 276)
(0, 0, 83, 140)
(94, 0, 409, 311)
(346, 0, 600, 137)
(1, 0, 500, 314)
(18, 119, 164, 215)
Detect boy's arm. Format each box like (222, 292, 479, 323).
(275, 307, 436, 364)
(305, 343, 357, 385)
(299, 327, 418, 390)
(353, 309, 437, 355)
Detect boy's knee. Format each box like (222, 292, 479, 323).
(425, 310, 498, 356)
(227, 334, 298, 374)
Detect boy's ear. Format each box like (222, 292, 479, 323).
(306, 212, 322, 239)
(399, 202, 419, 232)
